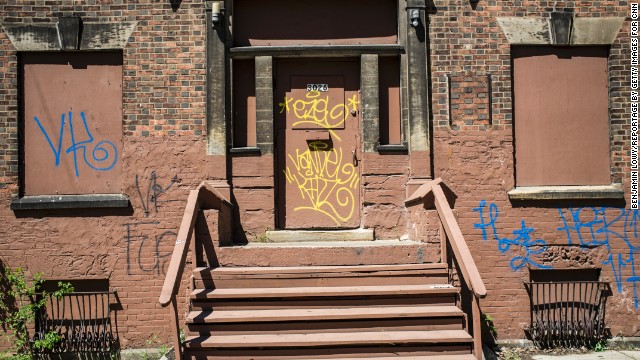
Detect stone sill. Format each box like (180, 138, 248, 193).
(11, 194, 130, 211)
(377, 144, 408, 154)
(507, 185, 624, 201)
(229, 147, 261, 155)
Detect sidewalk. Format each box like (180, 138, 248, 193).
(532, 350, 640, 359)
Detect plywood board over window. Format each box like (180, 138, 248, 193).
(21, 52, 123, 195)
(233, 0, 398, 46)
(513, 46, 610, 186)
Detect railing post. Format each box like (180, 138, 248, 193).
(169, 295, 183, 360)
(472, 294, 482, 360)
(439, 220, 447, 264)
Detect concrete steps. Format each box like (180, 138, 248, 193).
(183, 263, 475, 359)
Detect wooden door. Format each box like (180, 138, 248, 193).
(276, 60, 361, 229)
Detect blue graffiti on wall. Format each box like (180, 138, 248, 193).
(472, 200, 551, 271)
(34, 111, 118, 177)
(473, 201, 640, 308)
(557, 207, 640, 308)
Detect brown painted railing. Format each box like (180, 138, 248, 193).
(158, 181, 232, 360)
(406, 178, 487, 360)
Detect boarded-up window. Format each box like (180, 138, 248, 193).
(21, 52, 123, 195)
(233, 59, 256, 148)
(379, 56, 401, 145)
(233, 0, 397, 46)
(513, 47, 610, 186)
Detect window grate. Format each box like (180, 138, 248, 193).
(32, 291, 117, 353)
(524, 281, 609, 349)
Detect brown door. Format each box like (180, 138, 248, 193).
(276, 60, 361, 229)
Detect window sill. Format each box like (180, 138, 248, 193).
(10, 194, 130, 211)
(507, 185, 624, 201)
(377, 143, 408, 154)
(229, 147, 261, 155)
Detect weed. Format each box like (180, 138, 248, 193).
(594, 340, 608, 352)
(0, 265, 73, 359)
(482, 313, 498, 339)
(254, 231, 272, 243)
(498, 348, 521, 360)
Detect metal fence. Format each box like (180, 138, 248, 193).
(33, 291, 117, 353)
(524, 281, 609, 349)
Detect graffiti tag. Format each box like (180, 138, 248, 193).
(472, 200, 551, 271)
(474, 202, 640, 308)
(135, 171, 179, 217)
(278, 91, 359, 140)
(34, 111, 118, 177)
(125, 222, 175, 276)
(284, 141, 359, 225)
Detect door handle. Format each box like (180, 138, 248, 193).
(352, 148, 360, 166)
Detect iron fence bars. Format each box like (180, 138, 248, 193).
(524, 281, 609, 349)
(32, 291, 117, 353)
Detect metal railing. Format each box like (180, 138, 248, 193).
(524, 281, 609, 349)
(33, 291, 116, 353)
(405, 178, 487, 360)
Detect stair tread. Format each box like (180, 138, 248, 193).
(197, 263, 447, 276)
(186, 305, 464, 323)
(184, 330, 473, 348)
(326, 356, 476, 360)
(191, 284, 458, 299)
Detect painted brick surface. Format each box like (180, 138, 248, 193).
(0, 0, 637, 349)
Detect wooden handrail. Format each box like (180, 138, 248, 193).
(406, 178, 487, 360)
(432, 183, 487, 299)
(159, 181, 232, 307)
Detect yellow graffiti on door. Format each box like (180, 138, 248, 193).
(279, 91, 359, 141)
(284, 141, 359, 225)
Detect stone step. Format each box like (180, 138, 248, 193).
(193, 264, 449, 288)
(191, 284, 458, 300)
(186, 305, 464, 323)
(184, 330, 473, 348)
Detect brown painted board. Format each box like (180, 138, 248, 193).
(22, 52, 123, 195)
(379, 56, 401, 144)
(513, 46, 610, 186)
(233, 0, 398, 46)
(233, 59, 256, 147)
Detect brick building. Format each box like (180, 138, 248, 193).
(0, 0, 637, 357)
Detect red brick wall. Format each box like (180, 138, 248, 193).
(0, 0, 637, 348)
(428, 0, 637, 339)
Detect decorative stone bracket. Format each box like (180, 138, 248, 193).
(1, 17, 137, 51)
(497, 13, 624, 45)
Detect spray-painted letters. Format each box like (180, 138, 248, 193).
(125, 222, 175, 276)
(284, 141, 359, 225)
(135, 171, 180, 217)
(474, 202, 640, 308)
(279, 91, 359, 140)
(34, 111, 118, 177)
(473, 200, 551, 271)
